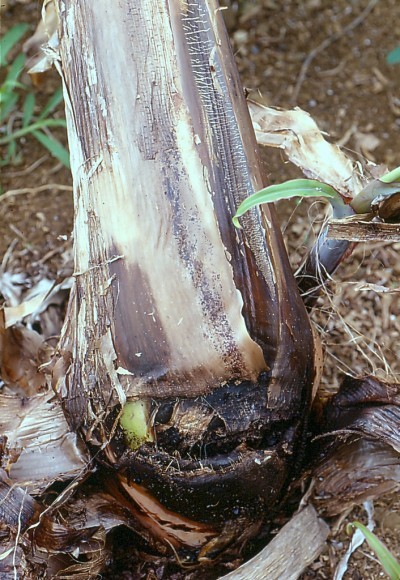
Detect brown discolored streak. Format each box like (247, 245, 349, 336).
(111, 263, 171, 385)
(57, 0, 316, 406)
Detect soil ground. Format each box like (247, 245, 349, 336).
(1, 1, 399, 578)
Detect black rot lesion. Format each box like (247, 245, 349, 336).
(107, 373, 305, 524)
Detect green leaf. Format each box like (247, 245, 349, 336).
(22, 92, 35, 127)
(0, 118, 67, 145)
(0, 92, 18, 124)
(0, 52, 26, 123)
(387, 46, 400, 65)
(0, 140, 19, 167)
(347, 522, 400, 580)
(2, 53, 26, 95)
(32, 130, 70, 168)
(232, 179, 339, 228)
(38, 86, 64, 120)
(0, 23, 29, 67)
(8, 140, 21, 165)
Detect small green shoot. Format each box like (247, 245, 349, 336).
(347, 522, 400, 580)
(0, 25, 69, 168)
(232, 179, 341, 228)
(350, 165, 400, 213)
(233, 164, 400, 228)
(120, 400, 154, 450)
(380, 164, 400, 184)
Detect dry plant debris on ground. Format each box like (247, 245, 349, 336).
(1, 0, 399, 578)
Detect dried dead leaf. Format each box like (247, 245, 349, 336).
(0, 391, 89, 492)
(248, 98, 364, 199)
(221, 505, 329, 580)
(23, 0, 59, 77)
(0, 309, 50, 396)
(311, 377, 400, 516)
(4, 276, 72, 330)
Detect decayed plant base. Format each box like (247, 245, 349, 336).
(49, 1, 321, 569)
(0, 1, 399, 578)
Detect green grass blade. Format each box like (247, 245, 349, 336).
(38, 86, 64, 120)
(22, 92, 35, 127)
(1, 53, 26, 103)
(0, 118, 67, 144)
(0, 92, 18, 124)
(233, 179, 338, 228)
(32, 130, 70, 168)
(0, 79, 25, 103)
(0, 140, 19, 167)
(347, 522, 400, 579)
(0, 23, 29, 67)
(7, 139, 20, 165)
(4, 52, 26, 85)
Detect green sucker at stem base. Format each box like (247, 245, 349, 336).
(120, 400, 154, 450)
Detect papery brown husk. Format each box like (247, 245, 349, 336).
(309, 376, 400, 517)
